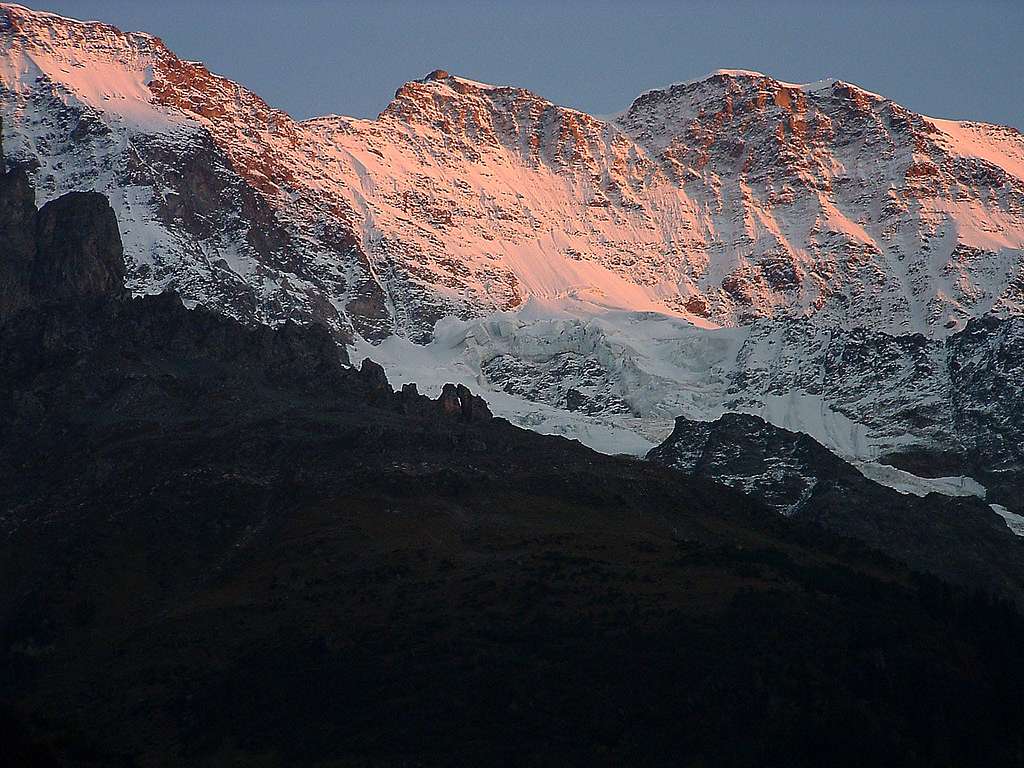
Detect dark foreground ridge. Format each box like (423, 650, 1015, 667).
(2, 151, 1024, 766)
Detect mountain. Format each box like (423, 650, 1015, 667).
(3, 7, 1022, 342)
(3, 141, 1024, 767)
(1, 5, 1023, 505)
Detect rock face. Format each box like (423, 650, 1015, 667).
(647, 412, 1024, 604)
(33, 191, 125, 303)
(0, 125, 125, 318)
(0, 133, 501, 422)
(440, 382, 494, 422)
(647, 413, 837, 514)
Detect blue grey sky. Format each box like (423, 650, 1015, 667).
(39, 0, 1024, 129)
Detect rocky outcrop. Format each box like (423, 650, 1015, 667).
(33, 191, 126, 305)
(0, 165, 34, 317)
(358, 360, 493, 422)
(438, 382, 494, 422)
(358, 357, 391, 392)
(0, 123, 125, 319)
(647, 413, 838, 513)
(648, 413, 1024, 604)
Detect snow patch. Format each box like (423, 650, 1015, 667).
(854, 461, 987, 498)
(451, 75, 501, 91)
(991, 504, 1024, 537)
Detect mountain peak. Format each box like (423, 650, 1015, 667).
(1, 2, 81, 25)
(383, 69, 543, 124)
(414, 69, 505, 93)
(706, 68, 771, 79)
(627, 68, 886, 107)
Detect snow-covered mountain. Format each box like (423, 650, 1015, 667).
(4, 4, 1023, 338)
(2, 3, 1024, 505)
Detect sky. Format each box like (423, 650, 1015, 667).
(37, 0, 1024, 129)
